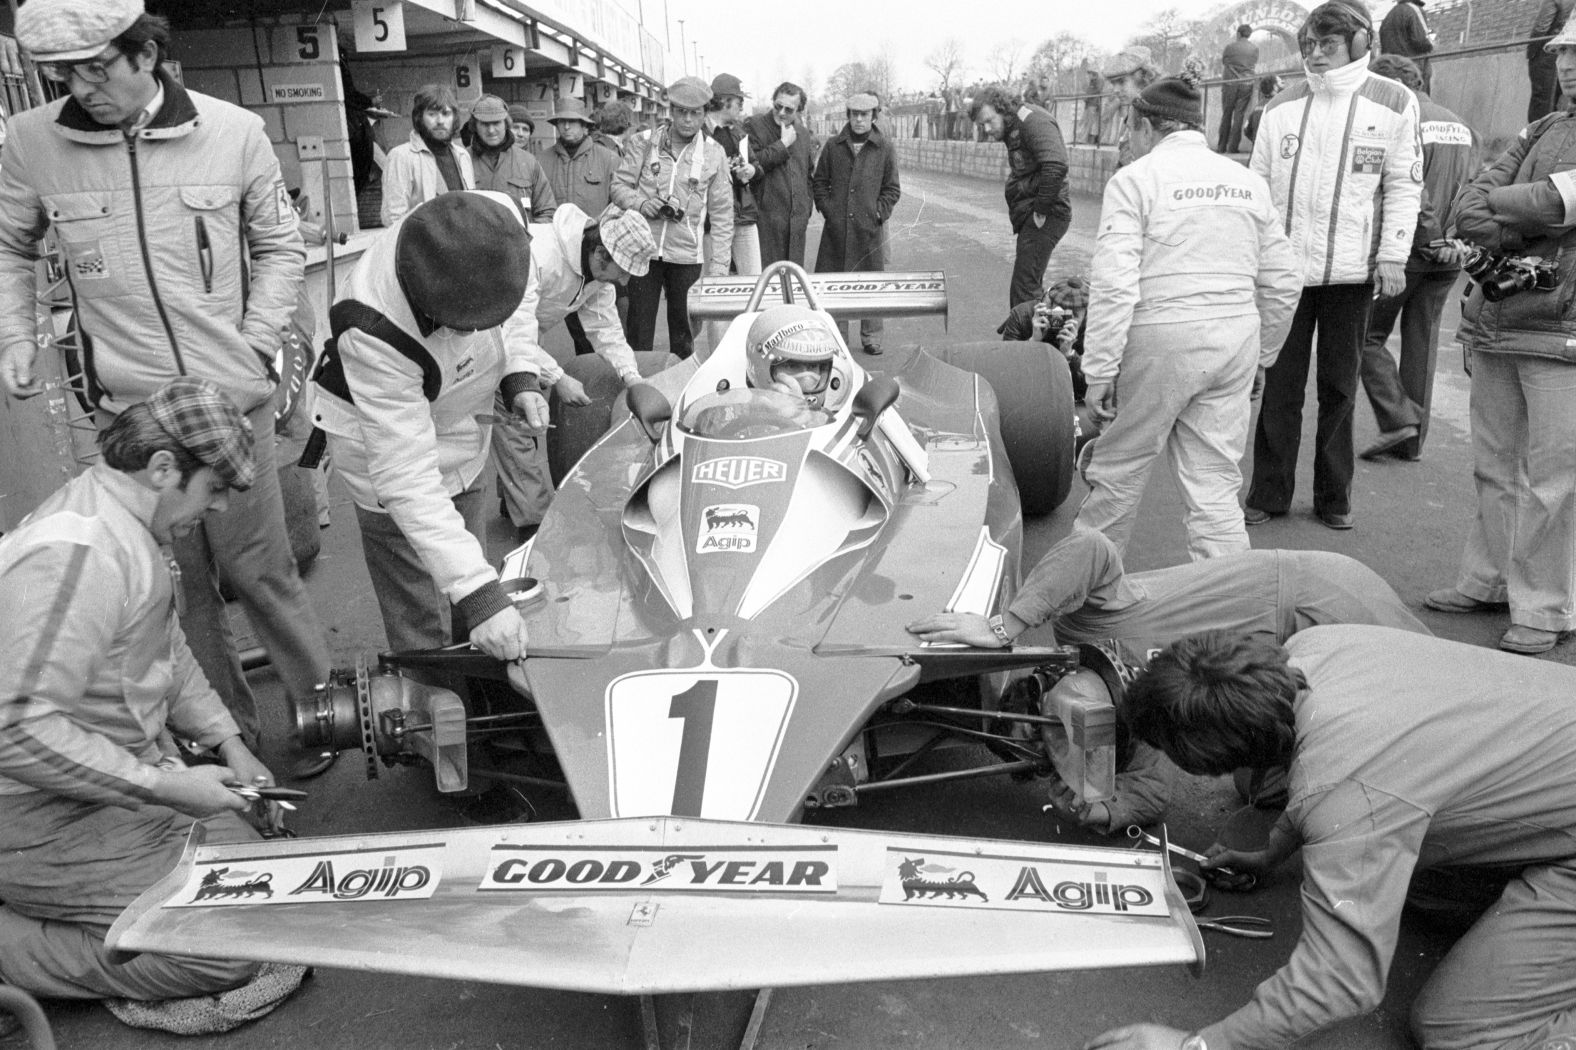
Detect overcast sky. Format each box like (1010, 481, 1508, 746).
(657, 0, 1240, 95)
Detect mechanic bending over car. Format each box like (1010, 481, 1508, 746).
(1087, 626, 1576, 1050)
(489, 203, 660, 537)
(305, 191, 544, 661)
(0, 379, 306, 1023)
(906, 528, 1428, 832)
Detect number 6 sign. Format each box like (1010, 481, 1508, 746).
(606, 669, 797, 820)
(352, 0, 405, 52)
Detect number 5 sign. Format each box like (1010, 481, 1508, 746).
(352, 0, 405, 52)
(606, 669, 797, 821)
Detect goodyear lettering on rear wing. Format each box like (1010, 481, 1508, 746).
(688, 272, 946, 322)
(880, 848, 1168, 917)
(172, 843, 445, 907)
(479, 844, 837, 894)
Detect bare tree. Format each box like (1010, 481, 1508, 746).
(1028, 31, 1094, 94)
(988, 39, 1026, 85)
(925, 37, 966, 94)
(865, 47, 897, 102)
(1132, 8, 1199, 75)
(824, 61, 871, 106)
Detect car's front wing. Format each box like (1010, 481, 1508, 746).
(108, 817, 1203, 995)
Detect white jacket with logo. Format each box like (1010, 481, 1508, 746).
(517, 204, 639, 385)
(1083, 131, 1302, 382)
(1249, 58, 1423, 287)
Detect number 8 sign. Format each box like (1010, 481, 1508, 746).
(606, 669, 797, 821)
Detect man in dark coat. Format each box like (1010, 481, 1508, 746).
(466, 94, 556, 221)
(1380, 0, 1434, 90)
(747, 81, 816, 266)
(812, 92, 901, 355)
(1217, 24, 1260, 153)
(969, 83, 1072, 308)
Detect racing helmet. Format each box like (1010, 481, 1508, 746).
(744, 305, 852, 411)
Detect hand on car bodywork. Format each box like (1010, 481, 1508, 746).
(553, 375, 591, 407)
(0, 341, 41, 398)
(905, 611, 1021, 648)
(470, 605, 528, 661)
(512, 389, 551, 428)
(1084, 1023, 1190, 1050)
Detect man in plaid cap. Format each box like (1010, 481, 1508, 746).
(0, 0, 327, 756)
(491, 203, 658, 533)
(0, 378, 295, 1010)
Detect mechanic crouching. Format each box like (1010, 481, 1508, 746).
(906, 528, 1429, 832)
(307, 191, 542, 660)
(1087, 626, 1576, 1050)
(0, 380, 303, 1021)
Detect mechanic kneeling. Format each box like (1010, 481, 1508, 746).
(0, 380, 300, 1017)
(1087, 626, 1576, 1050)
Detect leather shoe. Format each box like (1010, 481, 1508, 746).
(1500, 625, 1564, 654)
(1359, 425, 1419, 461)
(1317, 510, 1354, 530)
(862, 344, 883, 356)
(1424, 588, 1508, 613)
(1243, 507, 1278, 525)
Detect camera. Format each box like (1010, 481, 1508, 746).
(1460, 244, 1561, 303)
(655, 196, 685, 222)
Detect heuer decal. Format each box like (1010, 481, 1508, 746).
(879, 848, 1168, 916)
(479, 845, 838, 893)
(692, 456, 786, 489)
(173, 844, 444, 907)
(697, 503, 758, 553)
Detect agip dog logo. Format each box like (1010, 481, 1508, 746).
(697, 504, 758, 553)
(174, 844, 444, 908)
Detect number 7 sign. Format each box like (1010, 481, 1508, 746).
(606, 669, 797, 820)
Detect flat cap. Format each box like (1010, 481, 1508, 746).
(470, 94, 510, 122)
(597, 206, 657, 277)
(1102, 45, 1155, 79)
(17, 0, 144, 63)
(846, 92, 880, 111)
(145, 377, 255, 491)
(667, 75, 712, 110)
(710, 73, 746, 99)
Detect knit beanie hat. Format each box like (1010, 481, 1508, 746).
(1132, 70, 1204, 126)
(396, 192, 531, 331)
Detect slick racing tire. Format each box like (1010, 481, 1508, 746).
(548, 350, 677, 486)
(934, 340, 1075, 515)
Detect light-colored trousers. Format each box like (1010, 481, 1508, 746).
(1455, 351, 1576, 631)
(1076, 314, 1259, 560)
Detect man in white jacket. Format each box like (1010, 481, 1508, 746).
(491, 204, 658, 531)
(308, 191, 543, 660)
(1244, 0, 1423, 531)
(1077, 73, 1300, 559)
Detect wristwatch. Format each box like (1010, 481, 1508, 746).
(1180, 1034, 1209, 1050)
(987, 614, 1013, 647)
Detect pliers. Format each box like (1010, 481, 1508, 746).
(1196, 915, 1274, 939)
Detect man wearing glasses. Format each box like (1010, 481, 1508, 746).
(746, 82, 816, 267)
(1244, 0, 1421, 532)
(0, 0, 328, 762)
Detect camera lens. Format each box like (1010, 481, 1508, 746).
(1482, 270, 1529, 303)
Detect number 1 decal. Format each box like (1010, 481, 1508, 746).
(606, 669, 797, 820)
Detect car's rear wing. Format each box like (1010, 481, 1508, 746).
(688, 271, 948, 329)
(109, 816, 1202, 995)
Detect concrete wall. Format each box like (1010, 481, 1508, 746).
(171, 20, 356, 236)
(891, 140, 1118, 200)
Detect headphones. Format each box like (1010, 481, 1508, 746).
(1305, 1, 1372, 59)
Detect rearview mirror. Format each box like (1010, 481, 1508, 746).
(626, 383, 672, 443)
(852, 376, 900, 440)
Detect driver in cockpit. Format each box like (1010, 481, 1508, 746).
(744, 304, 853, 414)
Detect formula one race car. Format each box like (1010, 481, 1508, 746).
(110, 264, 1203, 1041)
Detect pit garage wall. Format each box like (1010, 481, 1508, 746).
(169, 20, 357, 237)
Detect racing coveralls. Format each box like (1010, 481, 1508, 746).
(0, 69, 324, 751)
(1077, 130, 1300, 560)
(1009, 529, 1429, 831)
(310, 191, 543, 651)
(0, 464, 259, 1000)
(1198, 625, 1576, 1050)
(492, 203, 644, 528)
(1247, 60, 1423, 519)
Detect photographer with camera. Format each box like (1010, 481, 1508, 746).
(997, 274, 1090, 402)
(1424, 23, 1576, 655)
(611, 76, 733, 360)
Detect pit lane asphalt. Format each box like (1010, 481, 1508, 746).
(33, 169, 1567, 1050)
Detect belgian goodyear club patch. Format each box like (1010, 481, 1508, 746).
(1351, 146, 1386, 175)
(173, 844, 444, 907)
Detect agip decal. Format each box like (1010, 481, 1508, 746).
(878, 848, 1168, 917)
(172, 844, 444, 907)
(480, 844, 837, 893)
(697, 503, 758, 553)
